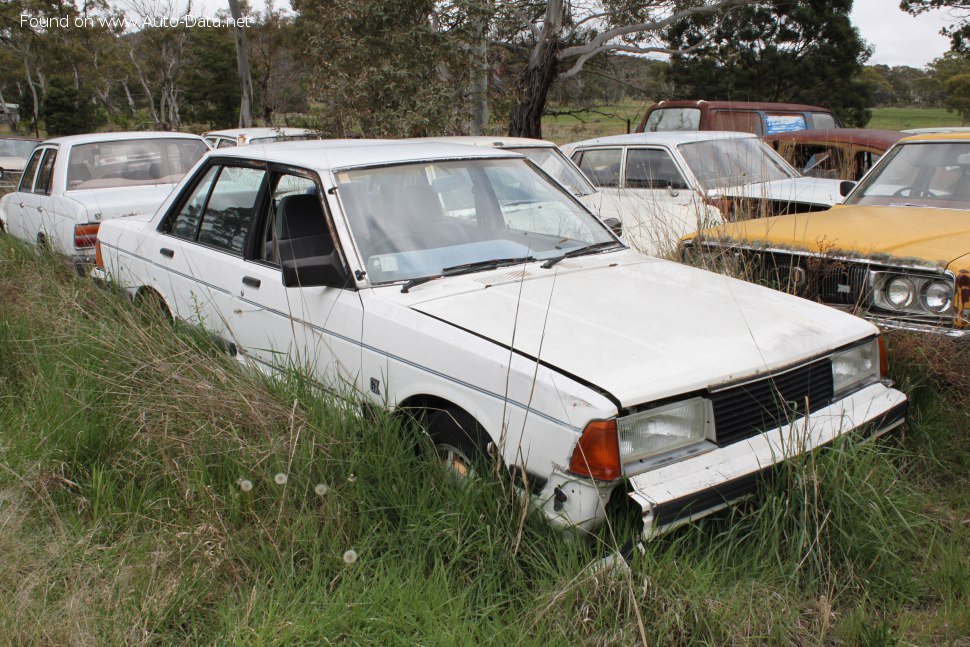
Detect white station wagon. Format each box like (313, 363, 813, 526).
(94, 140, 908, 538)
(0, 131, 208, 268)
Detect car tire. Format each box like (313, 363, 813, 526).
(134, 288, 174, 325)
(425, 407, 493, 480)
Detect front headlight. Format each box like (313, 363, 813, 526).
(618, 397, 709, 463)
(922, 280, 952, 313)
(832, 339, 880, 398)
(873, 272, 954, 316)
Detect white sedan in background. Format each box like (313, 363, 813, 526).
(564, 131, 844, 256)
(0, 131, 208, 268)
(203, 127, 320, 149)
(94, 139, 907, 538)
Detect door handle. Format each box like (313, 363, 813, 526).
(37, 206, 44, 212)
(159, 247, 174, 258)
(242, 276, 261, 288)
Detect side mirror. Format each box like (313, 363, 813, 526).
(603, 217, 623, 237)
(282, 251, 350, 288)
(839, 180, 856, 197)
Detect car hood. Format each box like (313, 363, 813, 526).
(64, 184, 177, 220)
(396, 250, 875, 408)
(711, 177, 843, 207)
(697, 204, 970, 271)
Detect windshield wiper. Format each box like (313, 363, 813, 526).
(401, 256, 537, 293)
(440, 256, 537, 277)
(541, 241, 623, 269)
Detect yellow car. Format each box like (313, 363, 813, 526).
(681, 132, 970, 337)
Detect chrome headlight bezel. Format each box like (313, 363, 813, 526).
(617, 397, 712, 465)
(872, 271, 954, 316)
(831, 339, 881, 399)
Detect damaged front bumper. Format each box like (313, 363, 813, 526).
(626, 381, 907, 538)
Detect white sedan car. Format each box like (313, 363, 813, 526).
(564, 131, 845, 255)
(94, 140, 907, 538)
(203, 127, 320, 149)
(0, 131, 208, 268)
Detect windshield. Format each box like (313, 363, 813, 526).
(67, 138, 207, 190)
(0, 138, 37, 159)
(336, 158, 617, 284)
(677, 137, 796, 191)
(844, 141, 970, 209)
(507, 146, 597, 196)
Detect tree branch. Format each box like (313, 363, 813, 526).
(559, 37, 711, 79)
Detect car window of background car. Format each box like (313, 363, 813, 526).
(197, 166, 266, 254)
(34, 149, 57, 195)
(66, 138, 208, 190)
(642, 108, 700, 131)
(811, 113, 839, 129)
(709, 111, 762, 134)
(168, 166, 220, 240)
(792, 144, 845, 179)
(573, 148, 622, 187)
(625, 148, 690, 189)
(677, 138, 794, 191)
(507, 147, 597, 197)
(0, 139, 36, 158)
(18, 149, 42, 192)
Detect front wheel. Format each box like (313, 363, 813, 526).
(425, 407, 492, 480)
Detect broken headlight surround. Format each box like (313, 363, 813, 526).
(871, 271, 954, 316)
(617, 397, 711, 465)
(832, 338, 881, 399)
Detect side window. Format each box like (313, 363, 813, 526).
(625, 149, 689, 189)
(218, 138, 236, 149)
(811, 113, 838, 129)
(197, 166, 266, 254)
(260, 173, 331, 265)
(168, 165, 219, 240)
(34, 149, 57, 195)
(574, 149, 622, 188)
(792, 144, 844, 179)
(710, 111, 762, 134)
(19, 149, 43, 192)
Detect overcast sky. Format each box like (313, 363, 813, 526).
(851, 0, 955, 67)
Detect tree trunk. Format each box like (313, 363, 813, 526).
(508, 37, 559, 138)
(228, 0, 254, 128)
(24, 59, 40, 137)
(467, 9, 489, 135)
(508, 0, 563, 138)
(121, 78, 138, 117)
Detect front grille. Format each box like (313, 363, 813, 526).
(726, 248, 873, 307)
(710, 358, 834, 446)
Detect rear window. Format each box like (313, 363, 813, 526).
(642, 108, 700, 132)
(67, 138, 208, 190)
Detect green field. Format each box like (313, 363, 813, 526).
(540, 104, 966, 143)
(0, 237, 966, 644)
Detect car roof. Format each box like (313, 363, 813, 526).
(900, 126, 970, 134)
(39, 131, 206, 146)
(898, 131, 970, 143)
(206, 139, 522, 171)
(651, 99, 832, 112)
(204, 127, 315, 137)
(567, 130, 757, 148)
(417, 135, 558, 148)
(764, 128, 904, 148)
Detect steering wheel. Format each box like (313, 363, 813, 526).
(892, 185, 938, 199)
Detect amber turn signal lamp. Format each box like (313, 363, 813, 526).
(569, 419, 621, 481)
(94, 239, 104, 269)
(877, 335, 889, 378)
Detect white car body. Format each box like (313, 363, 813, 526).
(93, 140, 907, 538)
(203, 127, 320, 149)
(0, 136, 38, 191)
(564, 131, 844, 254)
(0, 131, 208, 266)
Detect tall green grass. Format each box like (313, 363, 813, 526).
(0, 237, 965, 644)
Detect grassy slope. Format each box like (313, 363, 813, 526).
(0, 237, 966, 645)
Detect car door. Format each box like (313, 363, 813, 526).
(31, 147, 59, 249)
(2, 147, 41, 239)
(229, 166, 363, 391)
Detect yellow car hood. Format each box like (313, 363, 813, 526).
(701, 205, 970, 271)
